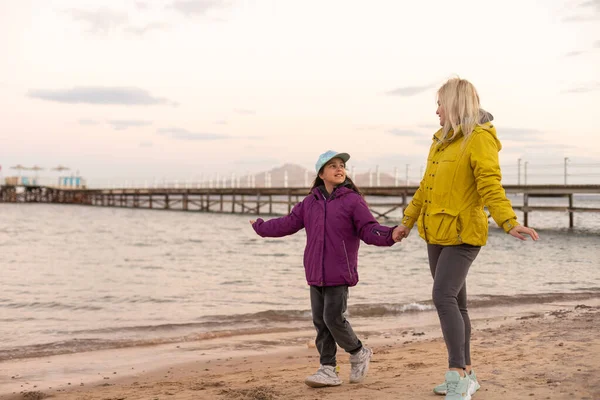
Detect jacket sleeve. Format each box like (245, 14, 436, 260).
(470, 132, 519, 233)
(402, 146, 432, 229)
(402, 176, 426, 229)
(252, 199, 305, 237)
(352, 196, 396, 246)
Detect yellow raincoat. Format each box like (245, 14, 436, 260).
(402, 122, 518, 246)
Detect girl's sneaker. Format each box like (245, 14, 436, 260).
(349, 346, 373, 383)
(304, 365, 342, 388)
(433, 369, 480, 395)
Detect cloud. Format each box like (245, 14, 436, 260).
(563, 0, 600, 22)
(564, 50, 585, 57)
(126, 22, 169, 35)
(157, 128, 230, 140)
(28, 86, 176, 106)
(108, 120, 153, 130)
(234, 108, 256, 115)
(387, 129, 423, 137)
(418, 123, 440, 130)
(357, 153, 430, 170)
(579, 0, 600, 11)
(355, 124, 386, 131)
(215, 120, 228, 125)
(415, 138, 435, 147)
(562, 15, 598, 22)
(78, 119, 100, 125)
(135, 1, 150, 9)
(171, 0, 229, 16)
(595, 40, 600, 48)
(386, 84, 435, 97)
(140, 141, 153, 148)
(496, 127, 544, 142)
(561, 82, 600, 94)
(67, 8, 128, 33)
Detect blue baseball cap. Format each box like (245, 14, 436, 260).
(315, 150, 350, 173)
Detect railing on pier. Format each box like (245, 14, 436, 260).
(1, 184, 600, 228)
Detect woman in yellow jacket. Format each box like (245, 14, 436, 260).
(394, 78, 539, 400)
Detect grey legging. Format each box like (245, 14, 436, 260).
(427, 244, 481, 369)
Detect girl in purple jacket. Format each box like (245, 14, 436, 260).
(250, 150, 403, 388)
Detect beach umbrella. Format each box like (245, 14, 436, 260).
(10, 164, 27, 177)
(30, 165, 44, 173)
(51, 166, 70, 186)
(30, 165, 44, 181)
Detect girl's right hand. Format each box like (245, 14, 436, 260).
(249, 220, 256, 225)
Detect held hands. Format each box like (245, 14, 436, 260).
(508, 225, 539, 241)
(392, 225, 411, 242)
(249, 220, 256, 225)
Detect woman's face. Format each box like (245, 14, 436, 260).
(436, 101, 446, 126)
(319, 157, 346, 187)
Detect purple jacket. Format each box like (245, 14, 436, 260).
(252, 186, 396, 287)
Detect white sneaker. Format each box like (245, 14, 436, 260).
(304, 365, 343, 388)
(444, 371, 473, 400)
(349, 346, 373, 383)
(433, 369, 480, 396)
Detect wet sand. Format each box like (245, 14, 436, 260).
(3, 300, 599, 400)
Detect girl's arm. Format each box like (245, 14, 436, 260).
(251, 200, 305, 237)
(352, 196, 396, 246)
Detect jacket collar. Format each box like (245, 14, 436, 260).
(312, 181, 353, 200)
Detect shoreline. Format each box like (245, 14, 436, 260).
(2, 298, 599, 399)
(3, 291, 600, 363)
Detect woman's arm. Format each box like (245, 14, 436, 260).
(470, 132, 519, 232)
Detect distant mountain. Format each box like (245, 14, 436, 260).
(243, 163, 312, 187)
(239, 164, 407, 188)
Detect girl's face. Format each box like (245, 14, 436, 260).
(319, 157, 346, 187)
(436, 101, 446, 126)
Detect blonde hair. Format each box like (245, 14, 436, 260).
(437, 77, 481, 143)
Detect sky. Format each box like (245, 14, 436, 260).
(1, 0, 599, 186)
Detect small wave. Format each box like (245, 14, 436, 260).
(0, 317, 37, 323)
(194, 302, 435, 325)
(349, 303, 434, 317)
(122, 296, 178, 304)
(0, 327, 300, 362)
(0, 301, 103, 312)
(468, 291, 600, 308)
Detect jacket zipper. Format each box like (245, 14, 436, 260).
(342, 240, 353, 280)
(321, 196, 327, 286)
(423, 207, 429, 242)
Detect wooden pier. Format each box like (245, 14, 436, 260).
(1, 184, 599, 228)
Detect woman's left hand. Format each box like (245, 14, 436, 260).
(509, 225, 539, 241)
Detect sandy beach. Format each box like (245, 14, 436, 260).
(4, 299, 599, 400)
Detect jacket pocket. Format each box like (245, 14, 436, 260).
(423, 207, 460, 244)
(342, 240, 353, 280)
